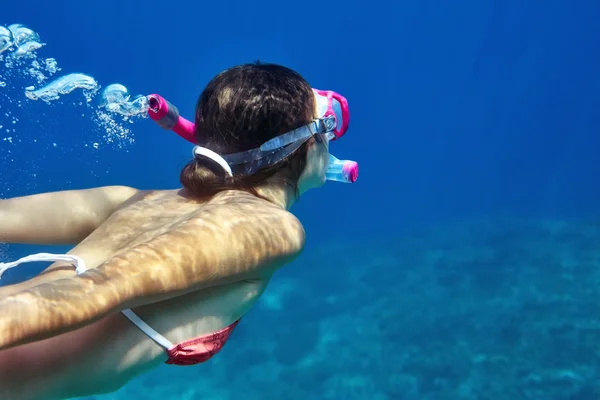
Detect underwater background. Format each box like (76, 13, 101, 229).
(1, 0, 600, 399)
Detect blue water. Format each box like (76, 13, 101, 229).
(1, 0, 600, 398)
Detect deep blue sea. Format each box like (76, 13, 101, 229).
(1, 0, 600, 399)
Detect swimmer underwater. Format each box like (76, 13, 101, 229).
(0, 63, 359, 400)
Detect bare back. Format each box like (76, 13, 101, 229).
(0, 189, 305, 400)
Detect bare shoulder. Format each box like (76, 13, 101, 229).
(89, 189, 307, 288)
(72, 191, 306, 307)
(185, 192, 307, 264)
(88, 189, 307, 286)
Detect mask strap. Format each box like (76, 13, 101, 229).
(192, 146, 233, 177)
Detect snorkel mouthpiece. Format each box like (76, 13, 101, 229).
(326, 154, 359, 183)
(147, 94, 196, 144)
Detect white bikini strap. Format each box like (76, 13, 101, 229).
(70, 255, 174, 350)
(68, 255, 174, 350)
(120, 309, 174, 349)
(0, 252, 175, 350)
(193, 145, 233, 177)
(0, 252, 88, 279)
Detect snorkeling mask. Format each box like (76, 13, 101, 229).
(147, 89, 358, 183)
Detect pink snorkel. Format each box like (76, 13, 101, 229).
(147, 93, 358, 183)
(147, 94, 196, 144)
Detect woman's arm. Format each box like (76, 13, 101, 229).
(0, 205, 305, 351)
(0, 186, 140, 245)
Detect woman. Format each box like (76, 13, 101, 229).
(0, 63, 356, 399)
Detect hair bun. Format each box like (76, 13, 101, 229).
(194, 154, 233, 180)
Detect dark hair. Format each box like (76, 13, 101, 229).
(180, 62, 315, 198)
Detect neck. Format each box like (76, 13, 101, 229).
(253, 178, 297, 210)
